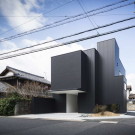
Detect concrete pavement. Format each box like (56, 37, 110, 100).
(10, 111, 135, 121)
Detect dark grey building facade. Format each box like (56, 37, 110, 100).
(51, 38, 127, 113)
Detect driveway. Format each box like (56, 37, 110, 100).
(0, 117, 135, 135)
(10, 112, 135, 121)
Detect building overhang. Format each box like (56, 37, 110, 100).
(49, 89, 85, 95)
(0, 75, 17, 81)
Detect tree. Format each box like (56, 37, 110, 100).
(7, 81, 51, 98)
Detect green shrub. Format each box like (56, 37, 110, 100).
(92, 104, 119, 114)
(0, 98, 15, 116)
(92, 104, 107, 114)
(110, 104, 119, 113)
(92, 104, 99, 113)
(0, 93, 30, 116)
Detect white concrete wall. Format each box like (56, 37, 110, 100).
(66, 94, 78, 113)
(5, 71, 14, 76)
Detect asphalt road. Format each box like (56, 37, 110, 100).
(0, 117, 135, 135)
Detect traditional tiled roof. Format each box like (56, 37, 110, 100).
(0, 81, 15, 92)
(129, 94, 135, 99)
(0, 66, 51, 85)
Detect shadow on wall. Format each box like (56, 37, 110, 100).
(126, 111, 135, 116)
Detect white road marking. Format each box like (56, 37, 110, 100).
(100, 121, 118, 124)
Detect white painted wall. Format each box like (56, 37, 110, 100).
(5, 71, 14, 76)
(66, 94, 78, 113)
(127, 90, 130, 99)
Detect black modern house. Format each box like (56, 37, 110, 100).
(50, 38, 127, 113)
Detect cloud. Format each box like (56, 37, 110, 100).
(127, 73, 135, 93)
(0, 0, 46, 32)
(0, 37, 84, 81)
(0, 41, 18, 51)
(0, 26, 8, 33)
(22, 39, 38, 47)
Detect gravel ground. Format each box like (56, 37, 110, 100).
(127, 103, 135, 111)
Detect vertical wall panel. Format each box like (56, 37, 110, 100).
(78, 49, 97, 113)
(97, 38, 127, 112)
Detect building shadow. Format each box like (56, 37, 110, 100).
(126, 111, 135, 116)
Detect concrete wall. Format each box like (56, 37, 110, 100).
(66, 94, 78, 113)
(14, 100, 31, 115)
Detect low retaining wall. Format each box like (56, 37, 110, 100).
(14, 97, 55, 115)
(127, 103, 135, 111)
(31, 97, 55, 114)
(14, 100, 31, 115)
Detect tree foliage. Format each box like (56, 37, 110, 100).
(7, 81, 51, 98)
(93, 104, 119, 114)
(0, 93, 29, 116)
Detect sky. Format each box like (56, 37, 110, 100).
(0, 0, 135, 92)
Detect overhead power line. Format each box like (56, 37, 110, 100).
(0, 25, 134, 60)
(0, 0, 75, 36)
(0, 0, 130, 41)
(0, 1, 133, 42)
(0, 16, 134, 56)
(89, 14, 135, 16)
(77, 0, 99, 34)
(0, 15, 73, 18)
(1, 14, 134, 17)
(1, 0, 127, 36)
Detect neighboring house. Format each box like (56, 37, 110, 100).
(50, 38, 127, 113)
(0, 66, 51, 97)
(129, 94, 135, 99)
(0, 81, 15, 98)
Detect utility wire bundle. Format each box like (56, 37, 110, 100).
(0, 0, 133, 42)
(0, 0, 134, 60)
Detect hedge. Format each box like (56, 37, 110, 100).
(0, 93, 30, 116)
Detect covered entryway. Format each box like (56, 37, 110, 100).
(49, 90, 84, 113)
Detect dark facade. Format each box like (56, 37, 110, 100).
(51, 38, 127, 113)
(0, 39, 127, 114)
(51, 51, 87, 92)
(31, 97, 55, 114)
(78, 49, 97, 113)
(96, 39, 127, 112)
